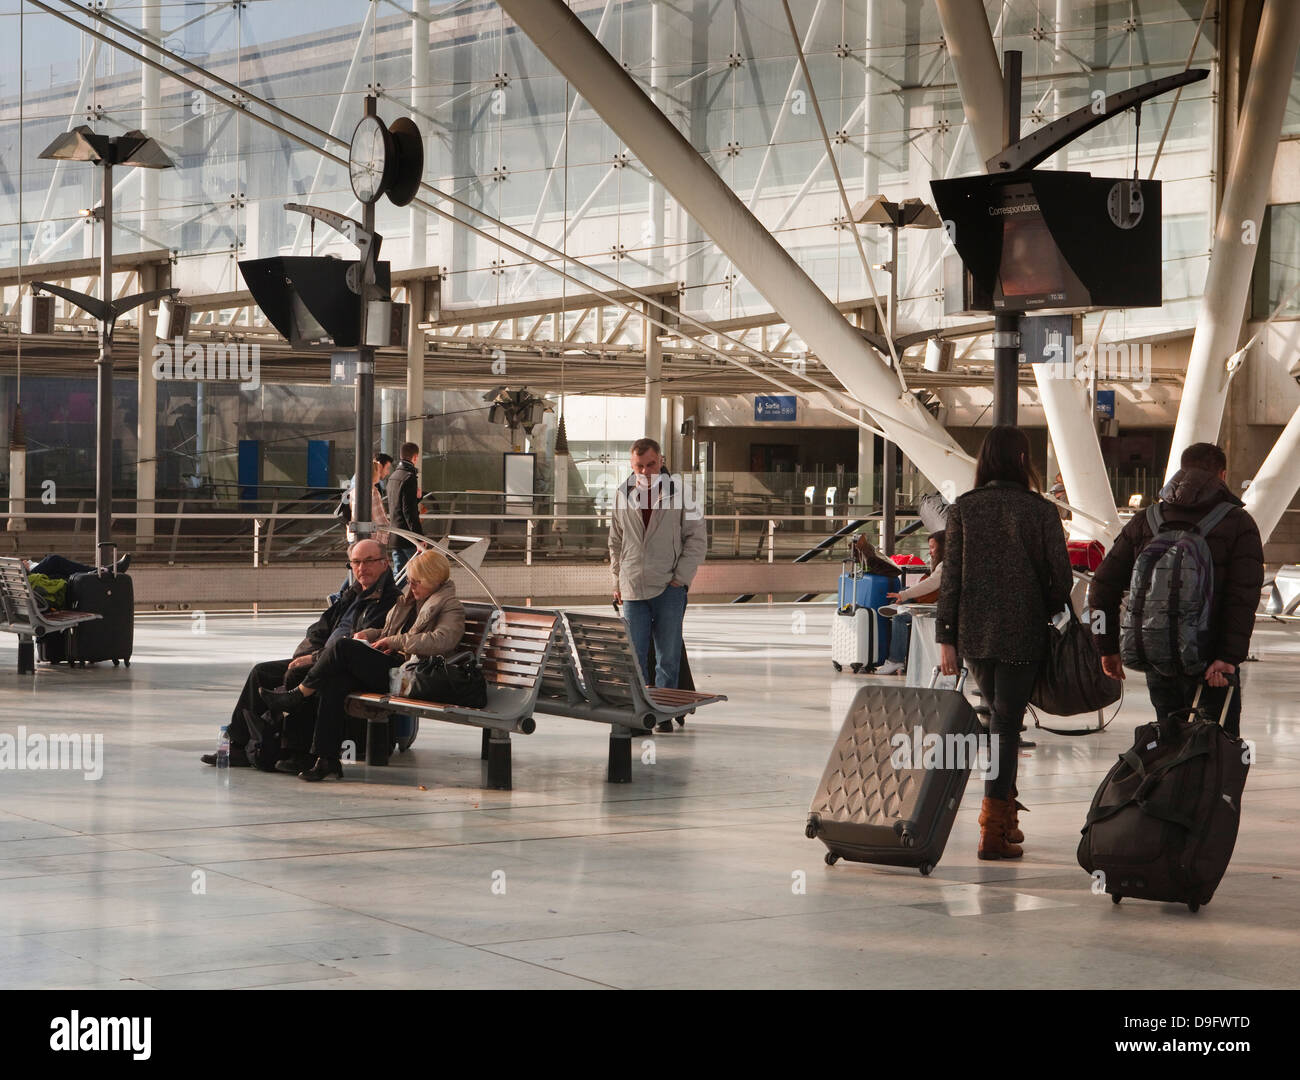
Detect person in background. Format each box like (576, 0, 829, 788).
(875, 531, 944, 676)
(387, 441, 424, 578)
(1087, 442, 1263, 740)
(937, 426, 1072, 860)
(262, 548, 465, 781)
(1049, 472, 1071, 522)
(347, 457, 392, 549)
(609, 438, 707, 731)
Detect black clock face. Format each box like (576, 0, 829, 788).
(350, 115, 390, 203)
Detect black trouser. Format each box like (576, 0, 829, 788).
(301, 637, 403, 759)
(966, 658, 1039, 800)
(29, 554, 94, 579)
(1145, 670, 1241, 740)
(230, 658, 314, 751)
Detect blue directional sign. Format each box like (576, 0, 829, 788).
(754, 395, 797, 422)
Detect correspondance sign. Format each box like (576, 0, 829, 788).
(754, 395, 797, 422)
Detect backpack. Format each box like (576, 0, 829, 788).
(1119, 501, 1234, 677)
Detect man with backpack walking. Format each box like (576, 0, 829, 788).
(1088, 442, 1264, 738)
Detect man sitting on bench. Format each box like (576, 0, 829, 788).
(201, 539, 400, 769)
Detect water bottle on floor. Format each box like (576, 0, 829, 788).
(216, 725, 230, 769)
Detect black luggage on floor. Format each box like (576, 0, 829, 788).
(806, 669, 980, 875)
(37, 629, 71, 664)
(1077, 680, 1247, 912)
(66, 571, 134, 666)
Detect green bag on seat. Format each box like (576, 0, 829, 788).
(28, 573, 67, 611)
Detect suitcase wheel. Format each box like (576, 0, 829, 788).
(824, 852, 839, 866)
(919, 862, 934, 877)
(1187, 902, 1200, 913)
(850, 663, 862, 674)
(1112, 894, 1122, 905)
(831, 661, 842, 672)
(112, 660, 119, 667)
(124, 659, 130, 668)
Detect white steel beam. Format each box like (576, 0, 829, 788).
(1242, 403, 1300, 545)
(933, 0, 1006, 164)
(1167, 0, 1300, 478)
(496, 0, 973, 491)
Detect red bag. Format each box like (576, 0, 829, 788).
(1068, 539, 1104, 572)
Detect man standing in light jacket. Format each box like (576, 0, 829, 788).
(610, 438, 707, 698)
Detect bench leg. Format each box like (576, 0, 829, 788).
(481, 727, 491, 761)
(607, 729, 633, 783)
(367, 718, 391, 766)
(17, 636, 34, 675)
(485, 729, 512, 790)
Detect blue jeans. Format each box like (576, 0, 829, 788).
(390, 545, 414, 579)
(888, 611, 913, 665)
(29, 554, 94, 580)
(624, 584, 689, 688)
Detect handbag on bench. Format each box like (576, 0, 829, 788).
(392, 649, 488, 708)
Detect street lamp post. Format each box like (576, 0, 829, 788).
(32, 127, 176, 570)
(851, 195, 942, 554)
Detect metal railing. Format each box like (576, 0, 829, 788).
(0, 499, 928, 567)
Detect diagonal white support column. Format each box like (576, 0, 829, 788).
(1167, 0, 1300, 479)
(1242, 404, 1300, 545)
(496, 0, 974, 494)
(933, 0, 1005, 164)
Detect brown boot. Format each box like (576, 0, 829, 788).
(1006, 787, 1027, 845)
(978, 797, 1024, 860)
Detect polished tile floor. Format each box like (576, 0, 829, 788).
(0, 604, 1297, 990)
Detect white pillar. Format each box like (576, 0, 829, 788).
(1242, 404, 1300, 544)
(136, 262, 158, 546)
(1033, 367, 1120, 545)
(406, 278, 426, 451)
(410, 0, 430, 267)
(1168, 0, 1300, 478)
(497, 0, 975, 495)
(6, 405, 26, 533)
(857, 408, 876, 510)
(644, 306, 662, 445)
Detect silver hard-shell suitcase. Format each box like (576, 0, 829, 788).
(806, 669, 980, 875)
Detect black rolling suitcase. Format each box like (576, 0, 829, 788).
(38, 629, 71, 665)
(1078, 679, 1247, 913)
(806, 668, 980, 876)
(66, 571, 134, 667)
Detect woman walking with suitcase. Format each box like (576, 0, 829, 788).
(937, 426, 1072, 859)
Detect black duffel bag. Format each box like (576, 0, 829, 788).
(404, 649, 488, 708)
(1030, 604, 1122, 718)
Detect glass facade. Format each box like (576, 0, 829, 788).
(0, 0, 1278, 521)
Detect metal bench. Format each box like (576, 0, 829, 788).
(0, 557, 102, 673)
(553, 611, 728, 782)
(344, 607, 560, 790)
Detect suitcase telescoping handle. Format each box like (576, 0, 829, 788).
(1190, 671, 1239, 726)
(930, 665, 968, 693)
